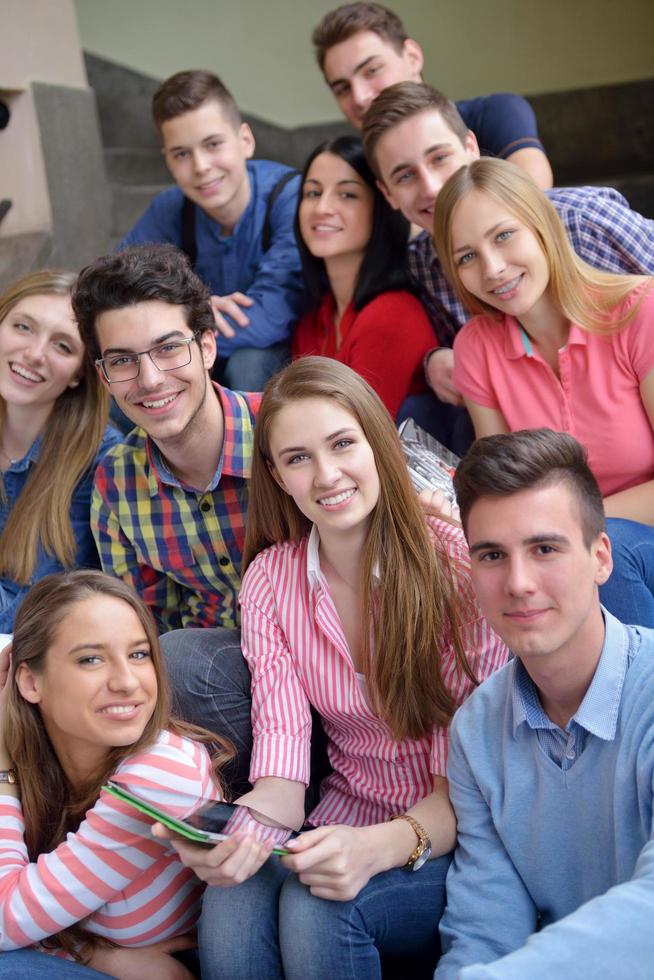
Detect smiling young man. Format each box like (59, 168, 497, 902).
(120, 71, 304, 391)
(312, 2, 553, 190)
(432, 428, 654, 979)
(73, 244, 258, 791)
(361, 82, 654, 431)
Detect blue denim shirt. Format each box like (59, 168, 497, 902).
(0, 425, 121, 632)
(120, 159, 304, 355)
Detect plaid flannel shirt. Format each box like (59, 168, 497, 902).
(408, 184, 654, 347)
(92, 384, 261, 631)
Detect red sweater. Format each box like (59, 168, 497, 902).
(292, 290, 436, 417)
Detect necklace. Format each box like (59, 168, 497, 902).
(0, 445, 20, 468)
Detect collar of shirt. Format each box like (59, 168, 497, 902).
(145, 382, 252, 495)
(306, 524, 380, 591)
(511, 607, 631, 741)
(505, 319, 588, 360)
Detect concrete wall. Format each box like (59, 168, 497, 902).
(1, 0, 88, 236)
(75, 0, 654, 128)
(0, 0, 112, 283)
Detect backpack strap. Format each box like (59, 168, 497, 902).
(180, 196, 197, 267)
(261, 170, 299, 252)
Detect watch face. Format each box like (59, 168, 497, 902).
(411, 842, 432, 871)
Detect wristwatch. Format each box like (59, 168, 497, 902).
(0, 770, 17, 785)
(390, 813, 432, 871)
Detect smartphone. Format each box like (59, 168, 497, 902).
(103, 780, 296, 855)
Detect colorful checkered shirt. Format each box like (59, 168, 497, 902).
(92, 384, 260, 631)
(408, 185, 654, 347)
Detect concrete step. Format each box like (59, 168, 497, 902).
(105, 147, 170, 185)
(110, 182, 173, 238)
(0, 231, 52, 291)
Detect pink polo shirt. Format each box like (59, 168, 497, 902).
(453, 284, 654, 496)
(240, 519, 507, 828)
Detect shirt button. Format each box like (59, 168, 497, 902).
(200, 500, 211, 512)
(565, 750, 575, 760)
(219, 556, 230, 567)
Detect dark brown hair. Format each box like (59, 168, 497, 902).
(72, 244, 216, 360)
(152, 69, 241, 131)
(312, 2, 407, 70)
(244, 356, 477, 741)
(362, 82, 470, 175)
(454, 429, 606, 548)
(5, 570, 233, 960)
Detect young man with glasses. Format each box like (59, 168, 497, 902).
(73, 244, 259, 791)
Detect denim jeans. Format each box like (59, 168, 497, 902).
(601, 518, 654, 627)
(396, 392, 474, 458)
(160, 627, 254, 797)
(0, 949, 111, 978)
(198, 852, 451, 980)
(213, 341, 290, 392)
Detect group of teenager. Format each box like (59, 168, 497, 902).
(0, 2, 653, 977)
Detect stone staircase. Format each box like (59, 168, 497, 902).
(85, 53, 654, 251)
(3, 57, 652, 291)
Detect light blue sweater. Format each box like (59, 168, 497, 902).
(436, 610, 654, 980)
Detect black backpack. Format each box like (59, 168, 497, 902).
(180, 169, 299, 268)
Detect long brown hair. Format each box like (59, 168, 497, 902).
(0, 270, 110, 583)
(4, 570, 233, 959)
(432, 157, 651, 333)
(244, 356, 477, 741)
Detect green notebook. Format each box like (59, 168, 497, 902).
(103, 780, 293, 855)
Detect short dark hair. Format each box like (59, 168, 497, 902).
(152, 70, 241, 131)
(454, 429, 606, 548)
(312, 3, 407, 71)
(362, 82, 470, 176)
(72, 244, 216, 360)
(296, 134, 411, 311)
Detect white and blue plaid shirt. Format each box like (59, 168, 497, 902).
(409, 185, 654, 347)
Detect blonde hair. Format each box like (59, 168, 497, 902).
(244, 356, 477, 741)
(432, 158, 651, 333)
(5, 570, 233, 960)
(0, 270, 109, 583)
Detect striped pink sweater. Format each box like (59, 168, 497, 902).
(0, 730, 220, 951)
(241, 518, 508, 827)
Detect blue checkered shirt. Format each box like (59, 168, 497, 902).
(510, 610, 635, 770)
(409, 185, 654, 347)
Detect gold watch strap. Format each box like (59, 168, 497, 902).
(389, 813, 428, 866)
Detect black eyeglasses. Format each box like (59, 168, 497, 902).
(95, 335, 198, 383)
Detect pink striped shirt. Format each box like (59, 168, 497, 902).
(0, 731, 220, 953)
(240, 518, 508, 826)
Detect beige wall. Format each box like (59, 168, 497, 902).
(1, 0, 88, 236)
(75, 0, 654, 128)
(3, 0, 87, 89)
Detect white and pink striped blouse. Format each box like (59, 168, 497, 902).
(241, 518, 508, 827)
(0, 730, 220, 952)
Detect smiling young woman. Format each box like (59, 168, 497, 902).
(433, 157, 654, 625)
(163, 357, 507, 980)
(0, 570, 232, 978)
(292, 135, 435, 418)
(0, 271, 120, 632)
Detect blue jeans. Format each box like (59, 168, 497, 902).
(396, 392, 474, 458)
(0, 949, 110, 977)
(213, 341, 290, 392)
(199, 852, 451, 980)
(601, 518, 654, 627)
(160, 627, 254, 796)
